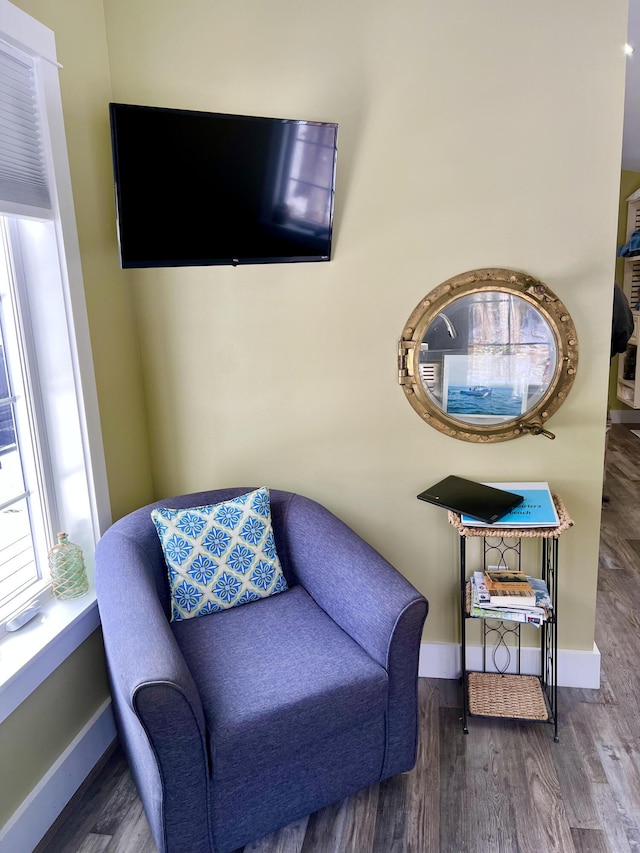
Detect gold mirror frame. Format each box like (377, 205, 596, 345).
(398, 268, 578, 442)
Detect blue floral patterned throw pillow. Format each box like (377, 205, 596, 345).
(151, 487, 288, 621)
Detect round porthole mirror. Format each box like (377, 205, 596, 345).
(398, 268, 578, 442)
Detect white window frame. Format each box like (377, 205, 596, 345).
(0, 0, 110, 720)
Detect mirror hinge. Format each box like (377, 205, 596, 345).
(397, 340, 415, 385)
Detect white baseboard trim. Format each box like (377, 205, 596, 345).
(611, 409, 640, 423)
(419, 641, 600, 689)
(0, 698, 116, 853)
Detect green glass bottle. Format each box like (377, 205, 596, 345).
(49, 532, 89, 600)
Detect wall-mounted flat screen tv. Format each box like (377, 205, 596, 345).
(108, 103, 338, 268)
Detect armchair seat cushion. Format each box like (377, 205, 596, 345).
(172, 585, 389, 769)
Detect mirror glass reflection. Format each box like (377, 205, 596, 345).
(418, 292, 557, 425)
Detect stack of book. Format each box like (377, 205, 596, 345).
(469, 569, 552, 626)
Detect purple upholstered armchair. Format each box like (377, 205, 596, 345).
(95, 488, 428, 853)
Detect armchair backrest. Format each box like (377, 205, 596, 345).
(98, 488, 298, 619)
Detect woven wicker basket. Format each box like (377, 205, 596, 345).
(467, 672, 549, 720)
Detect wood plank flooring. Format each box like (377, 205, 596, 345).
(37, 424, 640, 853)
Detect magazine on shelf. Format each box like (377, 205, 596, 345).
(483, 570, 536, 607)
(526, 575, 553, 611)
(469, 572, 552, 613)
(469, 577, 546, 626)
(473, 571, 491, 603)
(460, 482, 560, 528)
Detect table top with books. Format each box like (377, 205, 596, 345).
(447, 481, 574, 538)
(467, 569, 552, 627)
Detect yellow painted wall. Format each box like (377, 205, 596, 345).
(610, 169, 640, 410)
(103, 0, 627, 650)
(0, 631, 109, 823)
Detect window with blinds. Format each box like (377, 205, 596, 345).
(0, 45, 52, 622)
(0, 3, 107, 634)
(0, 219, 50, 617)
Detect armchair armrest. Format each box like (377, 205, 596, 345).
(281, 494, 428, 778)
(282, 495, 427, 665)
(95, 529, 212, 853)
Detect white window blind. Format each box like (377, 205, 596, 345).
(0, 46, 50, 213)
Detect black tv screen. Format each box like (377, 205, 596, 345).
(108, 103, 338, 268)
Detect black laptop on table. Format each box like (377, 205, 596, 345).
(417, 475, 524, 524)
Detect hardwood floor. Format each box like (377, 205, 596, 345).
(37, 424, 640, 853)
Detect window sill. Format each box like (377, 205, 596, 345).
(0, 588, 100, 724)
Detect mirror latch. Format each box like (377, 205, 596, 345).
(518, 420, 556, 440)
